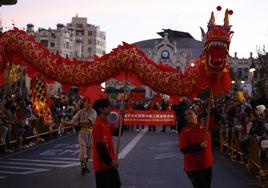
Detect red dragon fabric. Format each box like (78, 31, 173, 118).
(0, 9, 233, 98)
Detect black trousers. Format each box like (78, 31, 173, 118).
(95, 168, 121, 188)
(186, 167, 212, 188)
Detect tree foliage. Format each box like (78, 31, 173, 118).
(256, 45, 268, 80)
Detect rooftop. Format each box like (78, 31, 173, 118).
(157, 29, 194, 39)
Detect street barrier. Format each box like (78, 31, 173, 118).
(218, 125, 268, 187)
(0, 118, 76, 152)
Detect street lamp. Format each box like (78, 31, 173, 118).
(249, 63, 256, 96)
(249, 63, 256, 73)
(241, 80, 245, 84)
(231, 80, 235, 84)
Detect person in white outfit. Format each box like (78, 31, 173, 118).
(65, 98, 97, 175)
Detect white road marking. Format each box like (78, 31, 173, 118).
(153, 152, 183, 160)
(0, 170, 49, 175)
(39, 149, 79, 156)
(39, 149, 63, 156)
(0, 157, 83, 178)
(155, 152, 177, 156)
(0, 130, 149, 178)
(9, 158, 75, 164)
(50, 157, 93, 162)
(49, 157, 80, 161)
(0, 161, 80, 168)
(154, 154, 178, 159)
(0, 165, 49, 175)
(118, 127, 148, 159)
(159, 141, 178, 146)
(0, 165, 48, 170)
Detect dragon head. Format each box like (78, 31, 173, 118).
(201, 9, 233, 73)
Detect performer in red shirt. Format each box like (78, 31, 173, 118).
(92, 98, 121, 188)
(179, 108, 213, 188)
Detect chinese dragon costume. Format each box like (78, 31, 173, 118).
(0, 9, 233, 121)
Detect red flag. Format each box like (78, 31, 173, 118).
(79, 85, 106, 103)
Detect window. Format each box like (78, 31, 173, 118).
(237, 68, 243, 80)
(88, 31, 92, 36)
(76, 30, 84, 36)
(40, 40, 48, 47)
(76, 39, 82, 43)
(76, 23, 83, 28)
(88, 47, 92, 53)
(51, 32, 56, 38)
(88, 39, 92, 45)
(244, 68, 249, 80)
(50, 42, 55, 47)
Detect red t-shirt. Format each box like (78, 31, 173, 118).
(92, 117, 116, 171)
(179, 122, 213, 172)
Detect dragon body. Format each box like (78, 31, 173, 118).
(0, 9, 233, 98)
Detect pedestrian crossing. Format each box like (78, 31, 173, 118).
(0, 157, 81, 179)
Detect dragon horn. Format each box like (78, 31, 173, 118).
(208, 11, 215, 25)
(224, 9, 229, 26)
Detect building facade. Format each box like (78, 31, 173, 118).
(229, 52, 254, 95)
(106, 29, 203, 99)
(66, 15, 106, 59)
(106, 29, 256, 99)
(26, 15, 106, 60)
(25, 16, 106, 95)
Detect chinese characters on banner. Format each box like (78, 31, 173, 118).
(123, 110, 176, 126)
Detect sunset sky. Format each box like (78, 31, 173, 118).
(1, 0, 268, 58)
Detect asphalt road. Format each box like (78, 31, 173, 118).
(0, 127, 259, 188)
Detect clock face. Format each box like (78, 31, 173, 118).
(161, 50, 169, 59)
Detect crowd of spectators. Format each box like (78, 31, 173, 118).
(2, 81, 268, 181)
(0, 84, 87, 152)
(211, 92, 268, 166)
(110, 90, 268, 172)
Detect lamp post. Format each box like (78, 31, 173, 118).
(249, 63, 256, 96)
